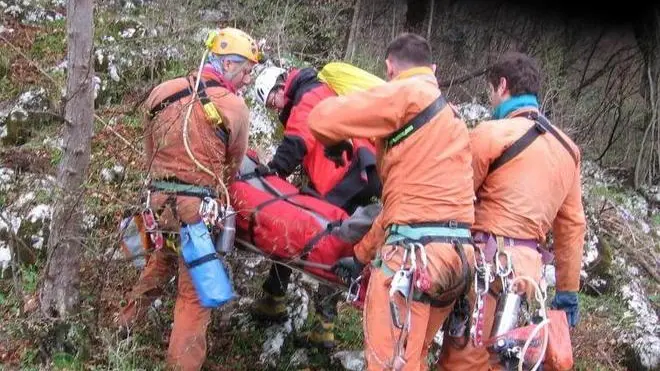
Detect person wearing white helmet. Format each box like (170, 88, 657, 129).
(250, 64, 382, 350)
(254, 65, 287, 108)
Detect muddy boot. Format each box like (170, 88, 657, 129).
(297, 317, 336, 349)
(251, 291, 289, 323)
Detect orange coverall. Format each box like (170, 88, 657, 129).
(437, 107, 586, 370)
(119, 68, 249, 371)
(309, 67, 476, 371)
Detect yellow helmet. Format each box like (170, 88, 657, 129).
(205, 27, 261, 63)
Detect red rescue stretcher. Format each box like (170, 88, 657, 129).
(229, 150, 378, 308)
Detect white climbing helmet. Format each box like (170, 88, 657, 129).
(254, 66, 287, 106)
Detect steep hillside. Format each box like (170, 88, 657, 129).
(0, 0, 658, 370)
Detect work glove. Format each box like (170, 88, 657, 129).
(324, 141, 353, 168)
(551, 291, 580, 327)
(332, 255, 365, 286)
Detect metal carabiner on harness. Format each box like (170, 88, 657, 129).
(495, 250, 513, 289)
(347, 275, 362, 302)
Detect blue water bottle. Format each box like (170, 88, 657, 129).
(180, 221, 235, 308)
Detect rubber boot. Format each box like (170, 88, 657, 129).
(251, 291, 288, 322)
(296, 314, 336, 350)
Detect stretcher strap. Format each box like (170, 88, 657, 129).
(300, 220, 343, 260)
(247, 192, 299, 244)
(184, 252, 218, 269)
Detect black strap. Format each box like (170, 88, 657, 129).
(488, 112, 578, 175)
(148, 178, 218, 199)
(148, 79, 223, 119)
(248, 193, 299, 244)
(300, 220, 342, 260)
(386, 95, 449, 149)
(536, 113, 579, 165)
(185, 253, 218, 269)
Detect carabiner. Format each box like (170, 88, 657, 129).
(347, 275, 362, 302)
(412, 242, 428, 268)
(495, 250, 513, 278)
(145, 190, 151, 209)
(409, 244, 417, 271)
(401, 247, 409, 270)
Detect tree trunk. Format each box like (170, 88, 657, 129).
(344, 0, 361, 61)
(40, 0, 95, 319)
(426, 0, 434, 41)
(633, 5, 660, 188)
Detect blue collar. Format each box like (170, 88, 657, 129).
(492, 94, 539, 119)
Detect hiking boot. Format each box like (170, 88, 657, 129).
(297, 319, 336, 349)
(251, 291, 288, 322)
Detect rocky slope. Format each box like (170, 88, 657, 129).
(0, 0, 659, 370)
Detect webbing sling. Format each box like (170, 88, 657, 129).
(488, 112, 578, 175)
(386, 95, 450, 149)
(148, 79, 230, 146)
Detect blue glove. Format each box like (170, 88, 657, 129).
(551, 291, 580, 327)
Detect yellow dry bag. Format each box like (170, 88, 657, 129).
(317, 61, 385, 95)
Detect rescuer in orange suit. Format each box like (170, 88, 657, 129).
(437, 52, 586, 371)
(308, 32, 477, 371)
(117, 27, 259, 371)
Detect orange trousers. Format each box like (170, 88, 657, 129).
(437, 244, 544, 371)
(119, 249, 212, 371)
(363, 242, 475, 371)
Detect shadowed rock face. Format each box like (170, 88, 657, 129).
(1, 88, 52, 146)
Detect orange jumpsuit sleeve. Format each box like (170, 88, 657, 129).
(551, 161, 586, 292)
(468, 123, 500, 190)
(308, 83, 408, 145)
(354, 212, 386, 263)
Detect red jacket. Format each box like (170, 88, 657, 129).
(268, 67, 381, 213)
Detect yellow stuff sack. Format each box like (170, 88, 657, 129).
(317, 62, 385, 96)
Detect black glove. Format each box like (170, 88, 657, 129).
(332, 255, 365, 286)
(254, 163, 274, 177)
(324, 141, 353, 168)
